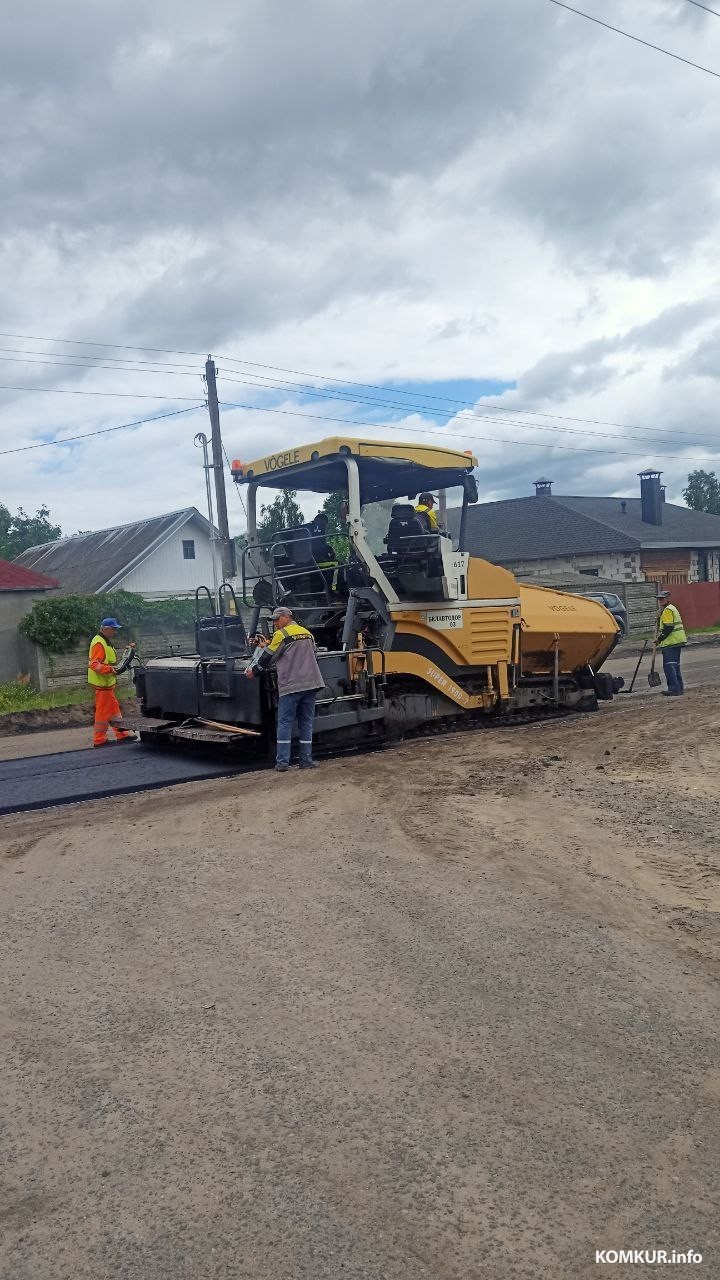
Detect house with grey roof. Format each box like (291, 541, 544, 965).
(13, 508, 220, 599)
(459, 471, 720, 585)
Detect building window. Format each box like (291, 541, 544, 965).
(578, 568, 599, 577)
(182, 539, 196, 560)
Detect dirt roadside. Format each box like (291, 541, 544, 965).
(1, 690, 719, 1279)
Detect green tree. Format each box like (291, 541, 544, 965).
(321, 491, 350, 563)
(683, 469, 720, 515)
(0, 503, 62, 560)
(257, 490, 304, 541)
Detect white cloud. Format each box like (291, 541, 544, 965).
(2, 0, 720, 538)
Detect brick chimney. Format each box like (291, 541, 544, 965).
(638, 469, 663, 526)
(534, 477, 552, 497)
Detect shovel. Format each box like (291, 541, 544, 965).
(623, 638, 648, 694)
(647, 641, 662, 687)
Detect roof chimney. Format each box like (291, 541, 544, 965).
(638, 469, 663, 526)
(534, 477, 552, 497)
(620, 500, 627, 515)
(660, 485, 666, 503)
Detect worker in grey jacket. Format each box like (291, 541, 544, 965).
(245, 606, 324, 771)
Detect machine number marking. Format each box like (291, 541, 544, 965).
(423, 610, 463, 630)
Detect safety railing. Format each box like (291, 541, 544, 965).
(241, 529, 340, 609)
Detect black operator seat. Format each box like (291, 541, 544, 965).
(272, 526, 312, 567)
(385, 504, 438, 556)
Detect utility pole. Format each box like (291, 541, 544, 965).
(194, 432, 219, 599)
(204, 356, 234, 581)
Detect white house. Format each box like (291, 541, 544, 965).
(13, 508, 221, 600)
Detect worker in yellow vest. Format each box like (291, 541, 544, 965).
(415, 492, 440, 531)
(87, 618, 139, 746)
(656, 590, 687, 697)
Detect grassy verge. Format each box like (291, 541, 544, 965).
(0, 682, 94, 715)
(688, 624, 720, 635)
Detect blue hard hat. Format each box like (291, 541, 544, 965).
(100, 617, 123, 629)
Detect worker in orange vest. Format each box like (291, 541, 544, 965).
(87, 618, 139, 747)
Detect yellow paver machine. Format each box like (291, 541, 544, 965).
(135, 437, 623, 751)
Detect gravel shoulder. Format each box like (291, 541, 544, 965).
(1, 689, 719, 1278)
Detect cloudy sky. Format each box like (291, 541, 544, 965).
(3, 0, 720, 536)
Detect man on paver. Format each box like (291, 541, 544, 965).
(245, 606, 324, 771)
(414, 492, 440, 531)
(88, 618, 139, 746)
(656, 589, 687, 697)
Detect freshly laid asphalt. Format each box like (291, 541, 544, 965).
(0, 745, 250, 816)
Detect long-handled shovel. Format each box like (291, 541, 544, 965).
(647, 640, 662, 688)
(623, 638, 648, 694)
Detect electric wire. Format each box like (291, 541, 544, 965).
(218, 399, 720, 463)
(218, 370, 720, 450)
(0, 384, 205, 401)
(0, 406, 204, 457)
(0, 352, 205, 378)
(544, 0, 720, 80)
(683, 0, 720, 18)
(0, 325, 702, 440)
(5, 325, 717, 450)
(4, 352, 719, 453)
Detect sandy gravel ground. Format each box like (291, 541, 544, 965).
(1, 688, 719, 1279)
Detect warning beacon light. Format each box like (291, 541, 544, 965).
(230, 459, 244, 481)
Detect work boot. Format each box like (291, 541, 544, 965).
(299, 761, 318, 770)
(662, 691, 681, 697)
(93, 739, 110, 748)
(275, 763, 290, 772)
(114, 731, 140, 743)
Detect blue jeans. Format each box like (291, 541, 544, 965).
(662, 645, 684, 694)
(276, 690, 317, 766)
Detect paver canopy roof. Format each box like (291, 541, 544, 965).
(235, 437, 478, 502)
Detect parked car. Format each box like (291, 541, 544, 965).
(574, 590, 628, 643)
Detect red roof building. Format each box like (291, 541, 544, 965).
(0, 557, 59, 591)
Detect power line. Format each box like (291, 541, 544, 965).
(221, 441, 248, 521)
(0, 344, 202, 372)
(0, 326, 688, 434)
(6, 350, 717, 449)
(0, 384, 205, 401)
(0, 406, 204, 457)
(218, 370, 720, 450)
(545, 0, 720, 80)
(0, 352, 204, 378)
(684, 0, 720, 18)
(5, 325, 717, 445)
(0, 330, 207, 359)
(218, 398, 720, 463)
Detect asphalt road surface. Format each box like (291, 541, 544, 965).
(0, 744, 250, 817)
(1, 685, 719, 1279)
